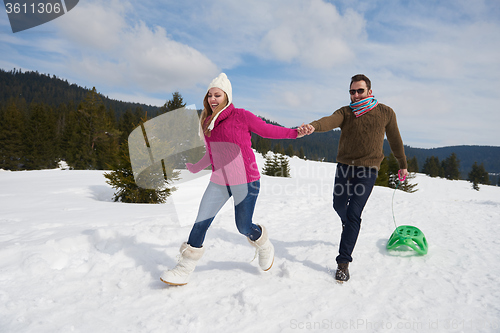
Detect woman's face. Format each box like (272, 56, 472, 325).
(207, 88, 226, 112)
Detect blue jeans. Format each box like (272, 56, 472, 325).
(333, 163, 378, 263)
(187, 180, 262, 248)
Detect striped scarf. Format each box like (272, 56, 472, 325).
(350, 96, 378, 118)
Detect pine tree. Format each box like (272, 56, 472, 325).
(375, 156, 389, 187)
(376, 153, 417, 192)
(159, 92, 186, 114)
(104, 141, 178, 203)
(252, 136, 272, 155)
(262, 151, 290, 177)
(0, 99, 25, 170)
(103, 92, 186, 203)
(60, 108, 86, 169)
(63, 88, 120, 170)
(277, 154, 290, 177)
(387, 153, 400, 188)
(23, 103, 58, 169)
(422, 156, 442, 177)
(285, 144, 295, 157)
(468, 162, 489, 191)
(441, 153, 460, 180)
(55, 102, 70, 157)
(273, 142, 285, 155)
(118, 109, 142, 143)
(298, 146, 305, 159)
(407, 156, 419, 173)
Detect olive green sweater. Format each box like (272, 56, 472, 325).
(310, 103, 407, 170)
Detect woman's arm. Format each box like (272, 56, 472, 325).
(245, 111, 298, 139)
(186, 148, 211, 173)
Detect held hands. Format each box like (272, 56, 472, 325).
(297, 123, 315, 138)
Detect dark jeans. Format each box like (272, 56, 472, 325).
(333, 163, 378, 263)
(187, 180, 262, 248)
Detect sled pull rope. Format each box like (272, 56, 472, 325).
(387, 170, 428, 255)
(391, 171, 406, 231)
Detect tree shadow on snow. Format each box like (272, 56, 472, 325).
(88, 185, 115, 202)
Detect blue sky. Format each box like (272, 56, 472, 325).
(1, 0, 499, 148)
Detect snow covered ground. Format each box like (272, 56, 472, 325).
(1, 154, 500, 333)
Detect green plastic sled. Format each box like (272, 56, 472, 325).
(386, 225, 428, 255)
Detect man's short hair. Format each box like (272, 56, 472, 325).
(350, 74, 371, 91)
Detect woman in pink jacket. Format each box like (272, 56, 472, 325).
(161, 73, 309, 285)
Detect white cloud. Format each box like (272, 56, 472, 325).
(259, 1, 364, 68)
(106, 91, 166, 107)
(57, 0, 129, 51)
(54, 0, 219, 93)
(189, 0, 365, 70)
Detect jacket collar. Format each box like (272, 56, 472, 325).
(207, 103, 234, 130)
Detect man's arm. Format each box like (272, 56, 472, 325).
(309, 108, 345, 132)
(386, 110, 408, 170)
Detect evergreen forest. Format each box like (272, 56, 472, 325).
(1, 68, 499, 188)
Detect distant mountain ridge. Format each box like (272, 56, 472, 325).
(0, 68, 160, 117)
(268, 129, 500, 178)
(1, 68, 499, 180)
(390, 144, 500, 179)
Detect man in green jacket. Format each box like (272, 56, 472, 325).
(306, 74, 408, 282)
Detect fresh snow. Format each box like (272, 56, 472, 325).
(1, 154, 500, 333)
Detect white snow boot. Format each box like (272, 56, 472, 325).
(160, 242, 204, 286)
(248, 224, 274, 271)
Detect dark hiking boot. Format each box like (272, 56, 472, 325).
(335, 263, 350, 283)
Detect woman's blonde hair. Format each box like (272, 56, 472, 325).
(200, 91, 229, 137)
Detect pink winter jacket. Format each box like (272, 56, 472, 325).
(188, 104, 298, 185)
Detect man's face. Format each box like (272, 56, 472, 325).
(349, 80, 372, 103)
